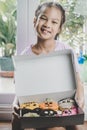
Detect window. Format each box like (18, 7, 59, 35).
(0, 0, 17, 74)
(0, 0, 17, 77)
(0, 0, 17, 57)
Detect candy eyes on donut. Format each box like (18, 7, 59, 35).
(49, 102, 52, 104)
(64, 109, 71, 114)
(45, 102, 53, 106)
(40, 109, 57, 116)
(29, 102, 37, 106)
(62, 100, 66, 103)
(33, 103, 37, 106)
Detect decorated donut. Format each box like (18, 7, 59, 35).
(62, 107, 77, 116)
(20, 102, 39, 110)
(58, 98, 75, 111)
(39, 98, 58, 111)
(23, 112, 40, 117)
(40, 109, 57, 116)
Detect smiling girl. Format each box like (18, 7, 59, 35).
(21, 2, 84, 130)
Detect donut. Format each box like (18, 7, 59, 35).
(23, 112, 40, 117)
(40, 109, 57, 116)
(20, 102, 39, 110)
(39, 98, 58, 111)
(62, 107, 77, 116)
(58, 98, 75, 111)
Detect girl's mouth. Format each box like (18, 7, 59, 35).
(41, 27, 51, 34)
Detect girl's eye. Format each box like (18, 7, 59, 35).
(40, 16, 47, 21)
(52, 21, 58, 24)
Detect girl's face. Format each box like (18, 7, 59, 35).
(34, 7, 62, 40)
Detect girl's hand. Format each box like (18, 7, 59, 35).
(12, 104, 20, 119)
(12, 96, 20, 118)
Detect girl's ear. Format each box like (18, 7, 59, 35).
(33, 17, 37, 27)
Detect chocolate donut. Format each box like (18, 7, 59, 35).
(40, 109, 57, 116)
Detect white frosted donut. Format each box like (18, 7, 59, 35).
(58, 98, 75, 110)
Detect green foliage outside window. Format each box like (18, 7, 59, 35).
(0, 0, 17, 57)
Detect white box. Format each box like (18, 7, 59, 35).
(12, 49, 84, 128)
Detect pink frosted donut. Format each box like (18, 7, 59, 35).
(62, 107, 77, 116)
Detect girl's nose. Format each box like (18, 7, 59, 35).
(44, 20, 51, 28)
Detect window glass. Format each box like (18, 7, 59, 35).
(0, 0, 17, 73)
(0, 0, 17, 57)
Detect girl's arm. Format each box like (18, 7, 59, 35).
(75, 72, 84, 109)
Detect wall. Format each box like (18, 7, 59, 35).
(17, 0, 39, 54)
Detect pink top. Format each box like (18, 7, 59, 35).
(21, 40, 79, 72)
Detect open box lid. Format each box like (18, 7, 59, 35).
(13, 49, 77, 103)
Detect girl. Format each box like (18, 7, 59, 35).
(22, 1, 84, 110)
(14, 2, 84, 130)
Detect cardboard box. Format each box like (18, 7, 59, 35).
(12, 50, 84, 129)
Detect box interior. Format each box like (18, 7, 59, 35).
(13, 50, 77, 104)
